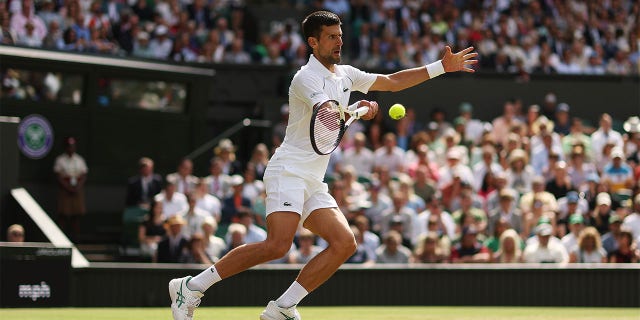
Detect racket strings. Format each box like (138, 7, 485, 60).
(313, 106, 343, 154)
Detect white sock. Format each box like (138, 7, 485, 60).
(187, 265, 222, 292)
(275, 281, 308, 308)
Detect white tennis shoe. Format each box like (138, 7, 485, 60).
(169, 276, 203, 320)
(260, 300, 302, 320)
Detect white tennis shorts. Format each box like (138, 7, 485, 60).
(263, 165, 337, 222)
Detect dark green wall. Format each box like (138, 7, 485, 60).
(72, 264, 640, 307)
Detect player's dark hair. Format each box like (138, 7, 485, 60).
(302, 10, 341, 40)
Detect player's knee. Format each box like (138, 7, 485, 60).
(333, 234, 357, 258)
(264, 239, 291, 259)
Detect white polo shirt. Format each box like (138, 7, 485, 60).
(271, 54, 378, 180)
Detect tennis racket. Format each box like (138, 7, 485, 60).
(310, 101, 369, 155)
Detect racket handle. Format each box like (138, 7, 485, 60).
(352, 106, 370, 119)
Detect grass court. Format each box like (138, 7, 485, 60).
(3, 306, 639, 320)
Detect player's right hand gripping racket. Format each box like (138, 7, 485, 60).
(310, 101, 369, 155)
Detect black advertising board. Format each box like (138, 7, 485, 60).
(0, 243, 71, 307)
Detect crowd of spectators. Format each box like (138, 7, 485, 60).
(0, 0, 638, 75)
(124, 92, 640, 265)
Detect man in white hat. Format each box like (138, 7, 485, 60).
(623, 116, 640, 164)
(149, 24, 172, 59)
(523, 223, 569, 263)
(601, 148, 633, 193)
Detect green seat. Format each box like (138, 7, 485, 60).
(121, 206, 149, 250)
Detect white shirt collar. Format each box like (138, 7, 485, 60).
(306, 54, 336, 78)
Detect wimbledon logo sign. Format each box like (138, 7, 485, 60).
(17, 114, 54, 159)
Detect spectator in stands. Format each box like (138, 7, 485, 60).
(457, 102, 485, 145)
(602, 214, 623, 255)
(505, 149, 535, 195)
(364, 181, 392, 234)
(622, 194, 640, 244)
(553, 103, 571, 136)
(138, 200, 167, 259)
(493, 228, 523, 263)
(111, 9, 138, 54)
(567, 145, 597, 193)
(451, 189, 488, 237)
(214, 139, 243, 176)
(182, 193, 210, 240)
(288, 229, 322, 264)
(171, 32, 198, 62)
(373, 133, 405, 175)
(16, 21, 42, 47)
(329, 179, 352, 216)
(591, 114, 624, 163)
(342, 132, 375, 179)
(187, 0, 213, 29)
(416, 195, 456, 242)
(601, 148, 634, 194)
(241, 163, 265, 203)
(569, 226, 607, 263)
(523, 223, 569, 264)
(406, 144, 439, 182)
(556, 191, 589, 234)
(182, 233, 213, 264)
(54, 136, 88, 241)
(488, 188, 522, 236)
(10, 0, 47, 43)
(561, 214, 585, 253)
(472, 145, 502, 192)
(606, 49, 634, 75)
(156, 215, 188, 263)
(154, 177, 188, 219)
(193, 179, 221, 222)
(411, 231, 447, 264)
(149, 25, 173, 59)
(126, 157, 163, 209)
(0, 11, 16, 45)
(484, 217, 511, 254)
(247, 143, 270, 181)
(42, 20, 63, 49)
(220, 174, 251, 227)
(262, 42, 286, 65)
(346, 226, 376, 265)
(225, 210, 266, 245)
(6, 224, 25, 243)
(167, 158, 198, 195)
(562, 118, 592, 158)
(201, 216, 226, 262)
(37, 0, 62, 30)
(450, 226, 490, 263)
(592, 193, 614, 235)
(438, 149, 474, 200)
(376, 230, 412, 264)
(492, 100, 523, 147)
(203, 157, 231, 200)
(352, 215, 379, 254)
(608, 228, 639, 263)
(380, 192, 414, 242)
(545, 161, 573, 199)
(223, 37, 251, 64)
(222, 223, 246, 256)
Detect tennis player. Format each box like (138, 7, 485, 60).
(169, 10, 477, 320)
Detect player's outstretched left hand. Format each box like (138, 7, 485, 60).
(359, 100, 378, 121)
(442, 46, 478, 73)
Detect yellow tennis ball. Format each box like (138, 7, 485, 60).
(389, 103, 406, 120)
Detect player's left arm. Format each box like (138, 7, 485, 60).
(368, 46, 478, 92)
